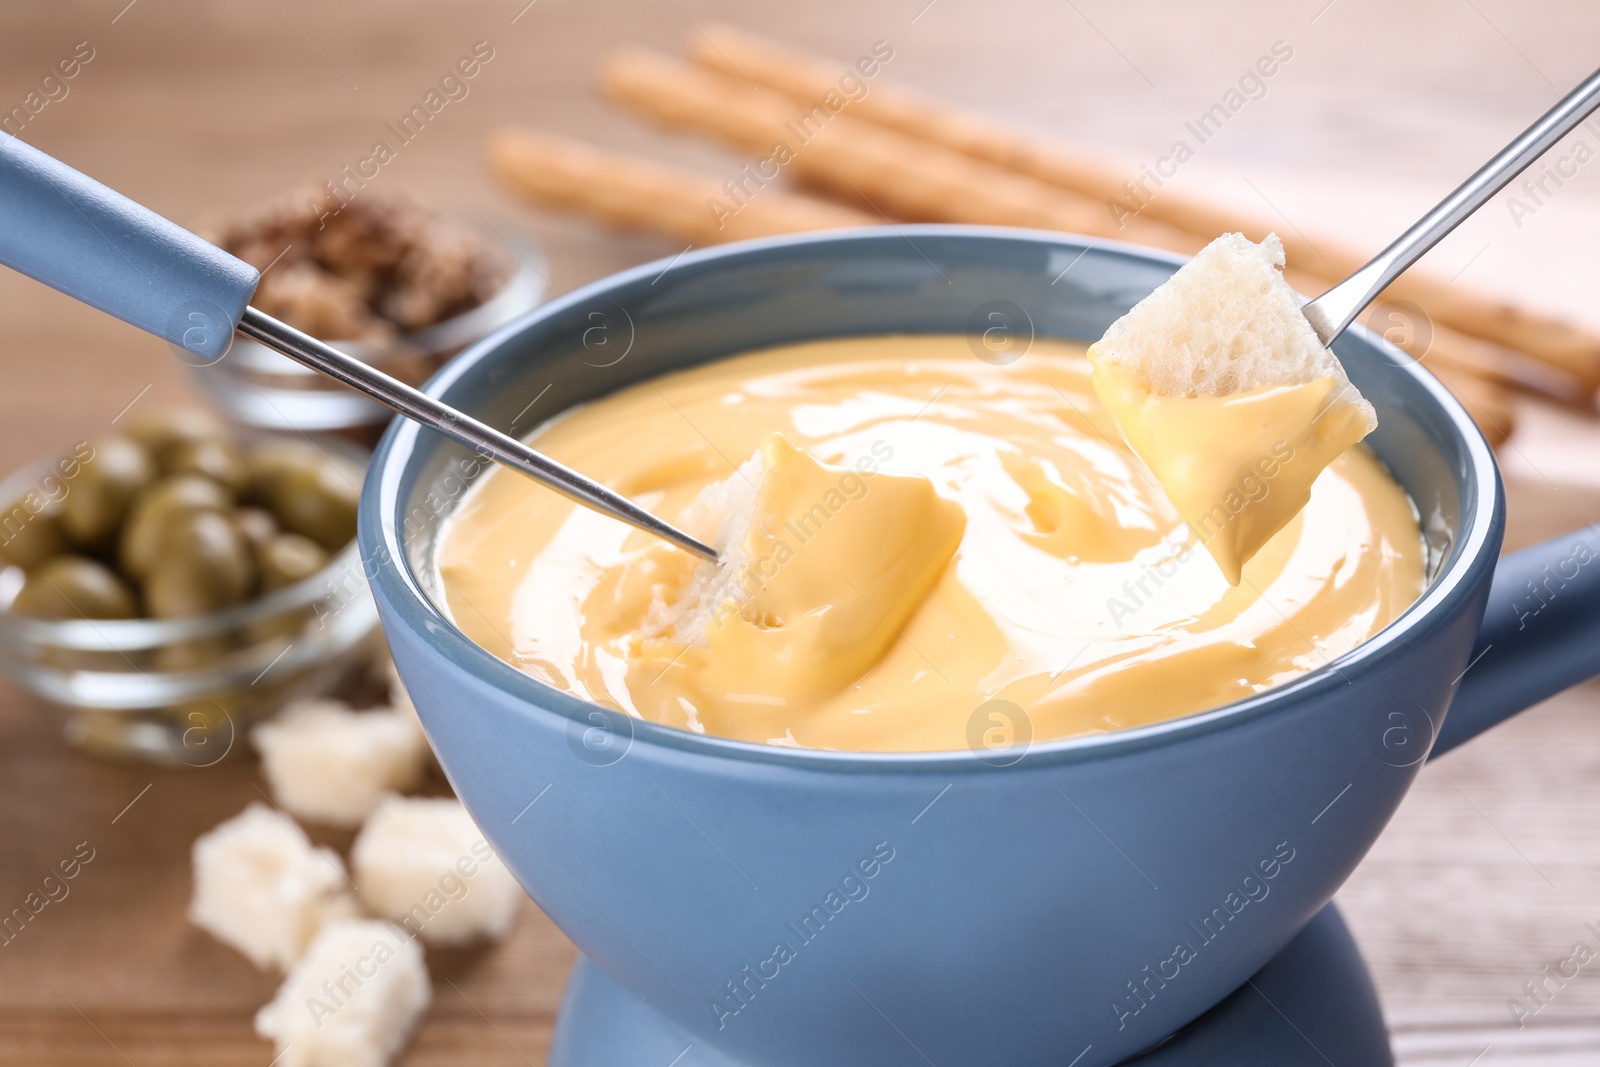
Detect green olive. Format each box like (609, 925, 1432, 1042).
(143, 511, 255, 618)
(0, 495, 68, 570)
(256, 532, 328, 593)
(268, 462, 359, 550)
(11, 555, 139, 619)
(118, 474, 232, 580)
(163, 437, 246, 495)
(124, 408, 227, 464)
(232, 507, 279, 551)
(244, 440, 327, 505)
(60, 436, 156, 551)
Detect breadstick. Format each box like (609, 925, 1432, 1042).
(1283, 265, 1549, 417)
(486, 127, 874, 244)
(602, 50, 1523, 423)
(1358, 308, 1585, 405)
(1426, 362, 1517, 447)
(599, 49, 1207, 254)
(690, 24, 1600, 388)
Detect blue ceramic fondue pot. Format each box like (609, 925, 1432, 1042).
(363, 227, 1600, 1067)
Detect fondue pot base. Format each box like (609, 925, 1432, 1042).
(547, 904, 1393, 1067)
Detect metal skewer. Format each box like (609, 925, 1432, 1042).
(236, 306, 719, 562)
(1302, 65, 1600, 345)
(0, 133, 716, 562)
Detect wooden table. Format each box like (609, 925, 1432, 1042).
(3, 1, 1599, 1063)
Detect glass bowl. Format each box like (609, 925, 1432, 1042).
(187, 228, 547, 435)
(0, 443, 381, 764)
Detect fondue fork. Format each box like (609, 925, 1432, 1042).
(0, 136, 718, 562)
(1301, 65, 1600, 345)
(232, 306, 719, 561)
(4, 63, 1600, 564)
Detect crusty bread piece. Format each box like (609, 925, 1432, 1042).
(1089, 232, 1381, 585)
(352, 796, 522, 946)
(639, 433, 965, 705)
(252, 699, 430, 828)
(1095, 232, 1374, 424)
(188, 803, 357, 970)
(642, 451, 762, 647)
(254, 919, 430, 1067)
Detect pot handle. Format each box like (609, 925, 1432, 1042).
(1432, 525, 1600, 756)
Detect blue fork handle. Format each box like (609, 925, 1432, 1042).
(0, 135, 258, 360)
(0, 137, 720, 560)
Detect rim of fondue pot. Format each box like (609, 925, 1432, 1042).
(367, 225, 1500, 772)
(361, 227, 1600, 1067)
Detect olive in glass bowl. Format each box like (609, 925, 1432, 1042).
(0, 409, 379, 763)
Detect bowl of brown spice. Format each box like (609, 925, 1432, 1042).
(190, 187, 546, 436)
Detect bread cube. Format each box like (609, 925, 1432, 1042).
(255, 919, 430, 1067)
(641, 451, 762, 646)
(1087, 232, 1378, 584)
(642, 434, 963, 701)
(189, 803, 356, 970)
(352, 796, 521, 946)
(1091, 232, 1373, 414)
(253, 699, 428, 827)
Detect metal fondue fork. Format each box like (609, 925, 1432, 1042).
(1301, 66, 1600, 345)
(233, 306, 719, 561)
(0, 135, 717, 562)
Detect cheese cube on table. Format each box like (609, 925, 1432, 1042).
(352, 796, 522, 946)
(189, 803, 357, 970)
(253, 699, 429, 828)
(255, 919, 430, 1067)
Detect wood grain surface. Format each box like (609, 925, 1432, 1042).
(2, 1, 1599, 1064)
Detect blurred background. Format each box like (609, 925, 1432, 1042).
(2, 1, 1599, 1064)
